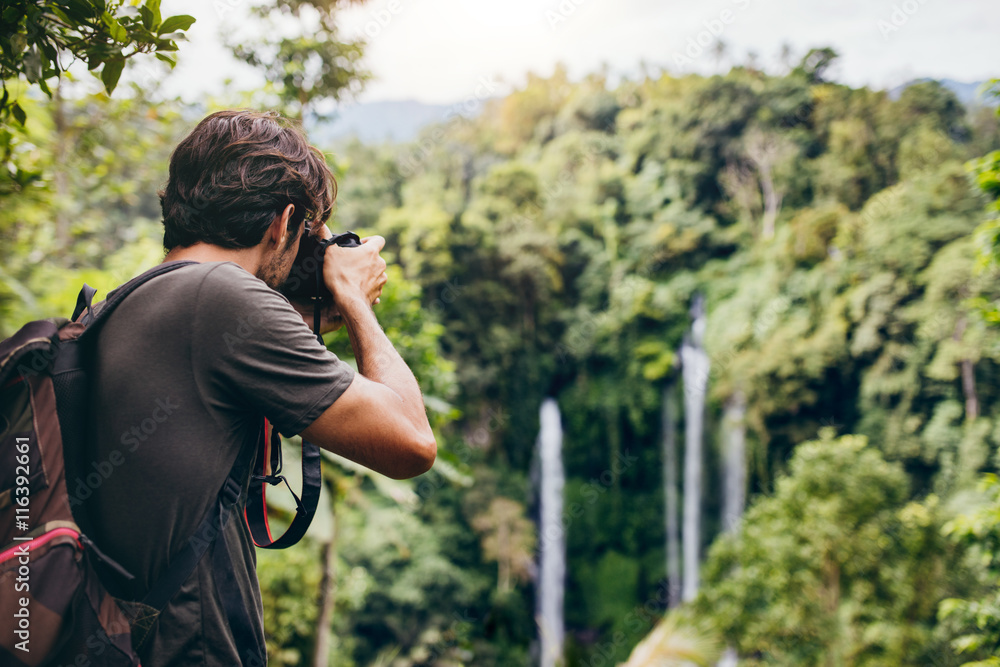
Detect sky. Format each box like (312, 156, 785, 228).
(152, 0, 998, 106)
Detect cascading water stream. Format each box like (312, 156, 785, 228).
(537, 398, 565, 667)
(721, 391, 747, 533)
(680, 295, 709, 602)
(661, 382, 682, 609)
(718, 391, 747, 667)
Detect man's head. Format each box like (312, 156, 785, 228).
(160, 110, 336, 286)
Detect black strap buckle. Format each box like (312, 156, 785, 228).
(251, 473, 305, 514)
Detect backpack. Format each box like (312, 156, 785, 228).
(0, 261, 323, 666)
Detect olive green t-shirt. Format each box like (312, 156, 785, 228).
(75, 261, 355, 666)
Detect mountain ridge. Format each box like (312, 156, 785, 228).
(312, 78, 994, 147)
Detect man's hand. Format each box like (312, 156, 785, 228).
(301, 232, 436, 479)
(290, 299, 344, 335)
(323, 234, 388, 311)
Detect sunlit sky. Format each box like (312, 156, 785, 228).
(151, 0, 997, 105)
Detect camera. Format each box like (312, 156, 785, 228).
(279, 225, 362, 303)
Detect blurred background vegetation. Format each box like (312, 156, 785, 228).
(3, 1, 1000, 665)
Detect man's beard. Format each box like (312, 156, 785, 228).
(256, 243, 296, 290)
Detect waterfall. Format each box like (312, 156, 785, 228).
(718, 392, 745, 667)
(721, 391, 747, 533)
(661, 381, 681, 609)
(680, 295, 709, 602)
(537, 398, 565, 667)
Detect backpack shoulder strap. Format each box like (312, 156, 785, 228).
(77, 260, 199, 334)
(57, 260, 201, 581)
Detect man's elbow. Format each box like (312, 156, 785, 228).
(391, 432, 437, 479)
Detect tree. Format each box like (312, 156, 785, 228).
(938, 78, 1000, 667)
(740, 126, 797, 239)
(793, 47, 838, 84)
(0, 89, 187, 335)
(939, 474, 1000, 665)
(0, 0, 194, 127)
(228, 0, 369, 119)
(972, 80, 1000, 270)
(471, 497, 536, 595)
(696, 434, 964, 665)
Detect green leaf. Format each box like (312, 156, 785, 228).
(127, 26, 157, 44)
(38, 41, 56, 63)
(111, 22, 127, 43)
(63, 0, 97, 22)
(101, 57, 125, 95)
(146, 0, 162, 27)
(23, 46, 41, 82)
(158, 15, 196, 34)
(51, 7, 74, 25)
(155, 52, 176, 68)
(11, 101, 25, 126)
(9, 32, 26, 55)
(139, 5, 154, 30)
(102, 12, 127, 43)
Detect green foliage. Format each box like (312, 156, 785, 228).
(696, 434, 963, 665)
(792, 47, 839, 84)
(229, 0, 369, 119)
(940, 475, 1000, 664)
(330, 498, 493, 666)
(0, 0, 194, 125)
(257, 541, 328, 665)
(0, 90, 186, 335)
(329, 62, 1000, 664)
(971, 79, 1000, 330)
(939, 78, 1000, 667)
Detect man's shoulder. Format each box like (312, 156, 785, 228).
(172, 262, 305, 346)
(109, 261, 285, 333)
(174, 260, 258, 287)
(151, 261, 272, 305)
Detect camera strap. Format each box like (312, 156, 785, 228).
(244, 418, 322, 549)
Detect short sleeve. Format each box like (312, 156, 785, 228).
(192, 262, 355, 435)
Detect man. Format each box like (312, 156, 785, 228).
(76, 109, 436, 666)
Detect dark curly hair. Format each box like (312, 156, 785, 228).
(159, 110, 336, 250)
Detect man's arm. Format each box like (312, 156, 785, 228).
(300, 236, 436, 479)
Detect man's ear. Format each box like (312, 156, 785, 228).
(267, 204, 296, 247)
